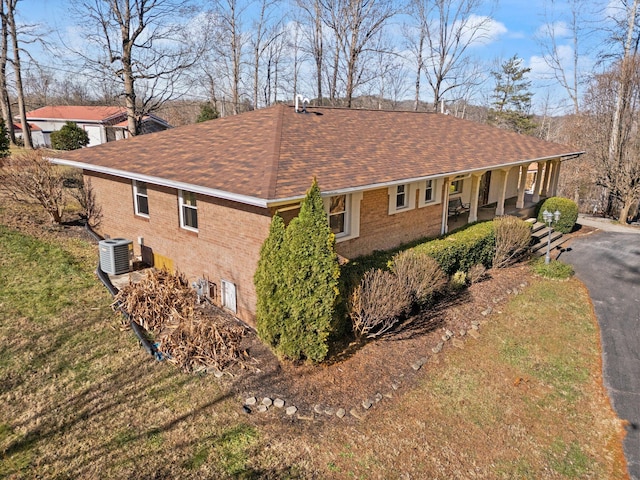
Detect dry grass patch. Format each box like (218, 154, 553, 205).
(288, 278, 627, 479)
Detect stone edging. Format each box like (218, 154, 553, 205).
(240, 281, 528, 422)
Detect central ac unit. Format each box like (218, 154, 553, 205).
(99, 238, 133, 275)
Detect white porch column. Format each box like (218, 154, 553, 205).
(550, 160, 562, 196)
(441, 176, 451, 235)
(516, 162, 531, 209)
(468, 173, 482, 223)
(532, 161, 544, 202)
(495, 168, 510, 216)
(541, 160, 552, 197)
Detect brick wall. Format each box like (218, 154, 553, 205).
(336, 187, 442, 259)
(89, 174, 443, 324)
(87, 171, 271, 326)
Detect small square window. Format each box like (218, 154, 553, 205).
(133, 181, 149, 216)
(424, 179, 434, 203)
(450, 180, 463, 195)
(396, 184, 407, 209)
(329, 195, 346, 235)
(179, 190, 198, 231)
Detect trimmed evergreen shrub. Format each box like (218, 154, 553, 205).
(537, 197, 578, 234)
(412, 221, 495, 275)
(254, 179, 340, 363)
(254, 214, 286, 348)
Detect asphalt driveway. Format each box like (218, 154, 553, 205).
(562, 226, 640, 479)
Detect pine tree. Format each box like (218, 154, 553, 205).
(488, 55, 537, 135)
(50, 121, 90, 150)
(196, 103, 220, 123)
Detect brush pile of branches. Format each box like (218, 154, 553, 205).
(114, 269, 245, 373)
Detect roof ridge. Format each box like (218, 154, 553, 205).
(263, 104, 285, 200)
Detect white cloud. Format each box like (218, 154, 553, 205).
(462, 15, 508, 47)
(535, 21, 571, 39)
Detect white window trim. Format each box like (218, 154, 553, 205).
(323, 192, 362, 243)
(178, 190, 198, 232)
(388, 184, 416, 215)
(133, 180, 149, 217)
(418, 179, 442, 208)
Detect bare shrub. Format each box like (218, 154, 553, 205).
(68, 175, 102, 228)
(467, 263, 488, 284)
(0, 151, 66, 223)
(493, 216, 532, 268)
(349, 269, 411, 338)
(391, 249, 447, 305)
(114, 269, 245, 372)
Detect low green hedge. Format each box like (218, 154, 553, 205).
(412, 222, 495, 275)
(537, 197, 578, 234)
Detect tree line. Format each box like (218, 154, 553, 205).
(0, 0, 638, 222)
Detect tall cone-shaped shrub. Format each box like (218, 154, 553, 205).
(254, 213, 286, 347)
(254, 179, 340, 363)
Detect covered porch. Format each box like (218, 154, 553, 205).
(441, 157, 562, 234)
(447, 194, 540, 231)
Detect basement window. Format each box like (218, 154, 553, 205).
(179, 190, 198, 231)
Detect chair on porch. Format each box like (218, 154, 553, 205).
(448, 197, 470, 217)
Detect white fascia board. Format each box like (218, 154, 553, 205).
(48, 157, 269, 208)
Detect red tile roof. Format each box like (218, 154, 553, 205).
(26, 106, 126, 122)
(50, 104, 582, 205)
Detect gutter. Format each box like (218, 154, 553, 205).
(48, 150, 584, 211)
(48, 157, 269, 208)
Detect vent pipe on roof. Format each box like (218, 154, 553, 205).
(295, 94, 309, 113)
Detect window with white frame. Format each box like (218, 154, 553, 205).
(450, 179, 463, 195)
(133, 181, 149, 216)
(396, 184, 408, 209)
(329, 194, 347, 236)
(424, 179, 434, 203)
(179, 190, 198, 231)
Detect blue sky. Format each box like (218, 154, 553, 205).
(15, 0, 615, 113)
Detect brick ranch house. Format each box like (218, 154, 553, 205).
(49, 104, 582, 326)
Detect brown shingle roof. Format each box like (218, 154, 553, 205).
(50, 104, 582, 205)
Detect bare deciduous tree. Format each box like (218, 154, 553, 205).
(406, 0, 496, 112)
(536, 0, 591, 114)
(73, 0, 204, 134)
(5, 0, 31, 147)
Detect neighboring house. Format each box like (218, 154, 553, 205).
(49, 104, 583, 325)
(18, 106, 171, 148)
(13, 122, 45, 147)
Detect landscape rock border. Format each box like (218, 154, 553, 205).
(239, 281, 528, 422)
